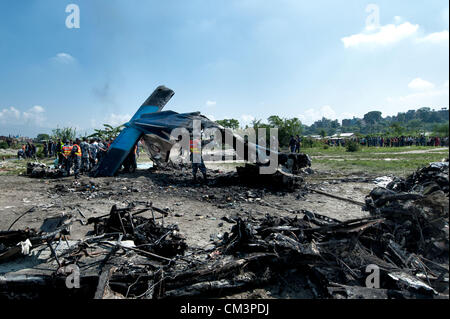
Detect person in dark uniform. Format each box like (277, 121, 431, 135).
(190, 136, 207, 182)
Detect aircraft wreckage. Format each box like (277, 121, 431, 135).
(92, 86, 311, 187)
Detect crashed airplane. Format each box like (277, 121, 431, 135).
(92, 86, 311, 185)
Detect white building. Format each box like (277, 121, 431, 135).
(329, 133, 355, 139)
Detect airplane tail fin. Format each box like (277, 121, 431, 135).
(139, 85, 174, 110)
(92, 86, 175, 177)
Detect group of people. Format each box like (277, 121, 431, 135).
(357, 135, 448, 147)
(288, 135, 302, 153)
(55, 137, 140, 178)
(325, 135, 449, 148)
(17, 142, 37, 159)
(54, 138, 108, 178)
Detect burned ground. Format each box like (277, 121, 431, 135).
(0, 161, 448, 299)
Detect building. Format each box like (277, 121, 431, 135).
(330, 133, 356, 139)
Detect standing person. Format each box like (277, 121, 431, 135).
(25, 143, 31, 158)
(48, 140, 53, 157)
(130, 143, 138, 172)
(80, 137, 91, 173)
(51, 140, 57, 158)
(89, 139, 98, 168)
(96, 139, 104, 162)
(43, 141, 48, 158)
(56, 139, 64, 167)
(295, 135, 301, 153)
(289, 135, 296, 153)
(71, 138, 82, 179)
(31, 143, 36, 158)
(123, 143, 138, 173)
(136, 140, 141, 158)
(62, 140, 73, 176)
(190, 135, 207, 182)
(56, 139, 61, 157)
(97, 140, 108, 163)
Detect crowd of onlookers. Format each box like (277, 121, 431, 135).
(326, 136, 449, 147)
(288, 135, 302, 152)
(15, 137, 141, 177)
(17, 142, 37, 159)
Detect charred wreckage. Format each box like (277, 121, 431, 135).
(26, 86, 312, 188)
(1, 87, 448, 299)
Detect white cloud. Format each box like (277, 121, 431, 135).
(342, 22, 419, 48)
(416, 30, 449, 44)
(89, 113, 131, 129)
(298, 105, 356, 126)
(205, 100, 217, 107)
(386, 80, 449, 113)
(298, 105, 334, 125)
(0, 105, 46, 126)
(52, 52, 76, 64)
(240, 114, 255, 126)
(0, 106, 21, 121)
(408, 78, 435, 90)
(342, 19, 449, 48)
(103, 113, 132, 127)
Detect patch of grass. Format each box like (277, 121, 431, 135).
(306, 145, 448, 176)
(313, 153, 446, 176)
(304, 145, 448, 156)
(0, 158, 55, 176)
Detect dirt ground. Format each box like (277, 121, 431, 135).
(0, 161, 383, 298)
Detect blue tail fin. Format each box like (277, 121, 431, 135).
(93, 86, 175, 177)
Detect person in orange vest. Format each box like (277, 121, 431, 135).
(71, 138, 82, 179)
(190, 135, 207, 182)
(62, 139, 73, 176)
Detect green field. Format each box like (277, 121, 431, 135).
(305, 146, 449, 176)
(1, 146, 448, 177)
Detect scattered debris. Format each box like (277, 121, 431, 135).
(27, 162, 63, 178)
(1, 161, 448, 299)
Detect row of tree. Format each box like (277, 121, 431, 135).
(216, 107, 449, 146)
(33, 108, 448, 149)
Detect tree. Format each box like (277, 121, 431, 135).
(389, 122, 405, 136)
(216, 119, 240, 130)
(267, 115, 302, 147)
(52, 127, 77, 141)
(319, 129, 327, 138)
(250, 119, 263, 129)
(363, 111, 382, 124)
(284, 117, 303, 137)
(267, 115, 284, 128)
(433, 122, 449, 137)
(36, 133, 50, 142)
(406, 119, 423, 134)
(88, 124, 124, 141)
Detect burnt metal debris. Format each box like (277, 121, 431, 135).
(26, 162, 63, 178)
(1, 162, 448, 299)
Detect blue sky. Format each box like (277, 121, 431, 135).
(0, 0, 448, 137)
